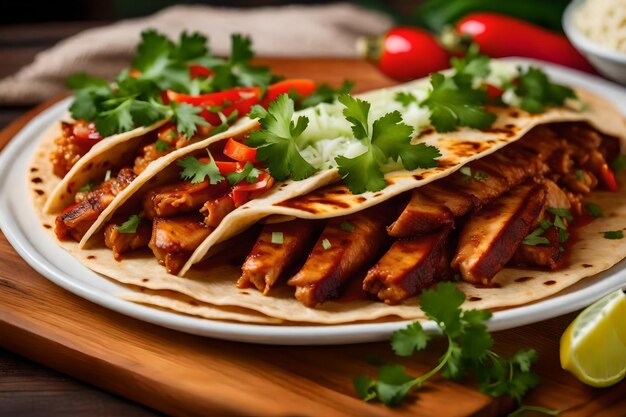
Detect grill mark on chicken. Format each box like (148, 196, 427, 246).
(288, 209, 391, 307)
(237, 220, 319, 294)
(104, 220, 152, 260)
(54, 168, 137, 241)
(387, 191, 454, 237)
(149, 215, 212, 274)
(143, 181, 229, 219)
(452, 182, 547, 285)
(364, 228, 451, 304)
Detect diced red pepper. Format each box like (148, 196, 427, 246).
(215, 161, 244, 175)
(260, 79, 317, 108)
(199, 95, 260, 125)
(72, 121, 103, 149)
(231, 172, 274, 207)
(166, 87, 260, 107)
(600, 163, 619, 192)
(486, 83, 504, 100)
(223, 138, 258, 163)
(189, 65, 214, 79)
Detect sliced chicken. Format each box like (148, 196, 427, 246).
(288, 209, 390, 307)
(510, 227, 562, 269)
(103, 220, 152, 260)
(54, 168, 137, 241)
(387, 191, 454, 237)
(149, 215, 212, 274)
(143, 180, 228, 219)
(452, 181, 547, 285)
(363, 228, 451, 304)
(201, 194, 236, 228)
(237, 220, 319, 294)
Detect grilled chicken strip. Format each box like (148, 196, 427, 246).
(452, 181, 547, 285)
(149, 215, 212, 274)
(364, 228, 451, 304)
(237, 220, 319, 294)
(201, 194, 236, 228)
(143, 181, 228, 219)
(387, 191, 454, 237)
(288, 210, 390, 307)
(54, 168, 137, 241)
(103, 220, 152, 260)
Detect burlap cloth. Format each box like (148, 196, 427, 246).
(0, 3, 391, 105)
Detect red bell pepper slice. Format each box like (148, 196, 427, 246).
(260, 79, 317, 108)
(72, 121, 103, 149)
(485, 83, 504, 100)
(215, 161, 244, 175)
(600, 163, 619, 192)
(166, 87, 260, 107)
(231, 172, 275, 207)
(223, 138, 258, 163)
(189, 65, 214, 79)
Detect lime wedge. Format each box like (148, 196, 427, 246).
(560, 289, 626, 387)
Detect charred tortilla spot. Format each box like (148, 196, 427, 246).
(373, 192, 383, 197)
(34, 189, 44, 196)
(447, 141, 493, 158)
(582, 264, 592, 268)
(514, 276, 533, 282)
(30, 167, 38, 172)
(543, 280, 557, 285)
(87, 255, 96, 260)
(481, 127, 514, 137)
(31, 177, 43, 183)
(413, 174, 424, 180)
(509, 111, 520, 118)
(505, 124, 516, 129)
(189, 300, 199, 306)
(436, 158, 457, 170)
(356, 197, 366, 203)
(416, 128, 435, 139)
(142, 278, 149, 282)
(43, 224, 51, 229)
(469, 296, 482, 301)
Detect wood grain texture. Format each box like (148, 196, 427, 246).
(1, 58, 625, 417)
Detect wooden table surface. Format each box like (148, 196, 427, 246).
(2, 22, 626, 417)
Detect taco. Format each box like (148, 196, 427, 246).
(43, 29, 326, 246)
(31, 54, 626, 324)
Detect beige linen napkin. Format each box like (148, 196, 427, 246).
(0, 3, 391, 105)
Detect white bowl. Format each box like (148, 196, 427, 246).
(563, 0, 626, 84)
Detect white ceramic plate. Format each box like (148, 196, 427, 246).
(1, 59, 625, 345)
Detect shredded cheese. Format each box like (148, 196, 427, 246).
(574, 0, 626, 53)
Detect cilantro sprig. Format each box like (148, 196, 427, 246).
(300, 80, 354, 108)
(422, 72, 496, 133)
(335, 94, 441, 194)
(68, 30, 275, 138)
(354, 283, 539, 406)
(177, 151, 224, 184)
(515, 67, 577, 114)
(114, 214, 141, 234)
(247, 94, 317, 181)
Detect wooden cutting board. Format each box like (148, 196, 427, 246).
(1, 59, 625, 417)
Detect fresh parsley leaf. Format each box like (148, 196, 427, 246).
(155, 139, 170, 152)
(335, 94, 440, 194)
(114, 214, 141, 234)
(391, 321, 430, 356)
(611, 154, 626, 173)
(171, 102, 209, 138)
(603, 230, 624, 240)
(78, 181, 94, 192)
(355, 282, 539, 407)
(460, 166, 488, 181)
(516, 67, 577, 114)
(177, 151, 224, 184)
(301, 80, 354, 108)
(394, 91, 418, 107)
(247, 94, 317, 181)
(422, 73, 496, 132)
(585, 203, 603, 218)
(451, 43, 491, 89)
(523, 227, 550, 246)
(547, 207, 573, 222)
(226, 162, 261, 186)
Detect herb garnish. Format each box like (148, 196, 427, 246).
(523, 208, 572, 248)
(450, 43, 491, 89)
(155, 139, 170, 152)
(247, 94, 317, 181)
(335, 94, 441, 194)
(354, 282, 539, 406)
(114, 214, 141, 234)
(271, 231, 284, 244)
(603, 230, 624, 240)
(585, 203, 603, 218)
(421, 72, 496, 133)
(78, 181, 94, 193)
(301, 80, 354, 108)
(460, 166, 488, 181)
(515, 67, 577, 114)
(226, 162, 261, 186)
(394, 91, 418, 107)
(340, 221, 355, 232)
(178, 151, 224, 184)
(322, 238, 332, 250)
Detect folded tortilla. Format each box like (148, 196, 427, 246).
(30, 77, 626, 325)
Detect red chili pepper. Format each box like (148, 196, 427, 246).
(485, 83, 504, 100)
(223, 138, 258, 163)
(259, 79, 317, 108)
(456, 13, 596, 74)
(72, 121, 103, 149)
(599, 163, 619, 192)
(359, 27, 450, 82)
(166, 87, 261, 107)
(214, 161, 244, 175)
(189, 65, 214, 79)
(231, 172, 274, 206)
